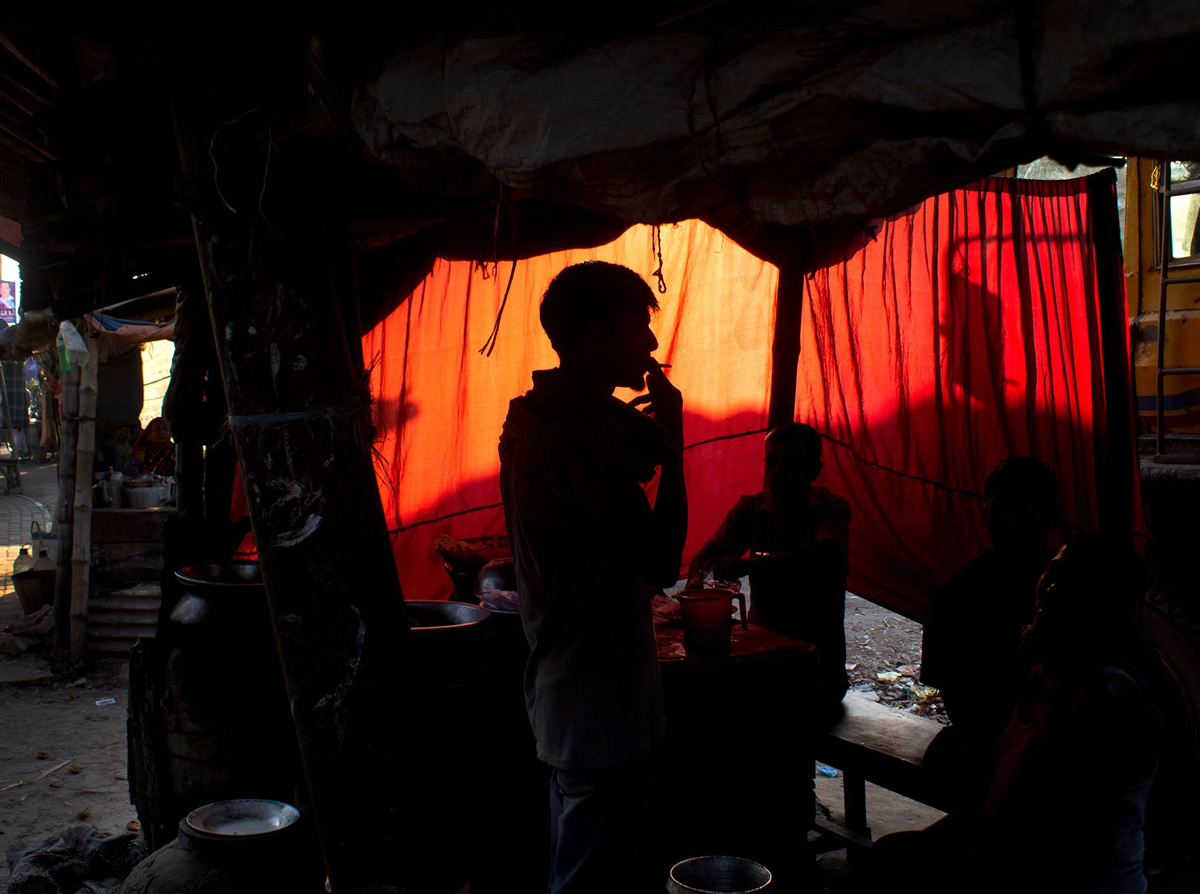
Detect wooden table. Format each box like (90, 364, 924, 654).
(454, 614, 821, 892)
(655, 613, 818, 666)
(654, 616, 820, 886)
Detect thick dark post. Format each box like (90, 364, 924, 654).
(768, 266, 805, 429)
(163, 287, 206, 537)
(54, 365, 80, 655)
(173, 84, 407, 892)
(1086, 170, 1137, 541)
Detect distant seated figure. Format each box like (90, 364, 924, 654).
(874, 534, 1161, 894)
(921, 457, 1059, 756)
(688, 422, 850, 709)
(126, 417, 176, 476)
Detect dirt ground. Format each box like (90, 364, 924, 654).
(0, 663, 138, 886)
(842, 594, 947, 722)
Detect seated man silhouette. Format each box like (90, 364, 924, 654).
(688, 422, 850, 712)
(921, 457, 1060, 761)
(873, 534, 1161, 894)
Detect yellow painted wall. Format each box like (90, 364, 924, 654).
(1126, 157, 1200, 435)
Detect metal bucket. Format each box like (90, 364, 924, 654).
(667, 856, 772, 893)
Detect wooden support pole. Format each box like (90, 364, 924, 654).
(54, 365, 80, 656)
(163, 284, 224, 562)
(69, 337, 98, 664)
(768, 265, 806, 429)
(0, 360, 20, 494)
(174, 89, 408, 893)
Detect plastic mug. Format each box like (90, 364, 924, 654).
(676, 586, 747, 656)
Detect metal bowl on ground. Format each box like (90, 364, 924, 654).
(667, 855, 773, 893)
(186, 799, 300, 838)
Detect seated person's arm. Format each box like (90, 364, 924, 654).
(733, 497, 850, 580)
(687, 497, 755, 586)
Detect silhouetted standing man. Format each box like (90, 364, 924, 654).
(499, 261, 687, 893)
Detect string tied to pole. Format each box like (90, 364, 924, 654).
(651, 225, 668, 294)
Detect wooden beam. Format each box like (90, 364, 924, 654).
(0, 61, 56, 110)
(53, 366, 79, 656)
(0, 29, 60, 92)
(0, 79, 46, 117)
(70, 336, 99, 663)
(0, 104, 54, 160)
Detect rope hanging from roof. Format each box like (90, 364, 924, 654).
(478, 183, 518, 357)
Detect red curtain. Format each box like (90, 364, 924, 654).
(796, 173, 1137, 619)
(363, 175, 1136, 617)
(363, 222, 779, 601)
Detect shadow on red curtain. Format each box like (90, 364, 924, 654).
(797, 172, 1139, 619)
(360, 174, 1137, 618)
(363, 222, 779, 602)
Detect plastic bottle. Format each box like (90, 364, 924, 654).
(33, 548, 54, 572)
(12, 547, 33, 575)
(108, 468, 124, 510)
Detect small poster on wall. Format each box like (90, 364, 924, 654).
(0, 281, 14, 324)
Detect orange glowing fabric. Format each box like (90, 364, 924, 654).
(362, 176, 1135, 617)
(363, 222, 778, 602)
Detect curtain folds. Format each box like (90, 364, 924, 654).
(364, 222, 779, 601)
(796, 171, 1138, 618)
(363, 173, 1137, 618)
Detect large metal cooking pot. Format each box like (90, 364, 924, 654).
(403, 601, 492, 687)
(134, 562, 301, 851)
(119, 800, 324, 894)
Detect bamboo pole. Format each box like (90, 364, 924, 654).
(69, 336, 98, 664)
(53, 365, 79, 656)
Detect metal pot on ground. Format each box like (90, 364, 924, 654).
(119, 800, 325, 894)
(128, 562, 303, 850)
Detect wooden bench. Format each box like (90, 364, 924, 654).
(813, 691, 948, 850)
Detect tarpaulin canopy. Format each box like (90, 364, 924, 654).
(354, 2, 1200, 232)
(364, 172, 1135, 618)
(83, 312, 175, 345)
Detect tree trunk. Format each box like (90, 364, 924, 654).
(70, 336, 98, 664)
(174, 88, 408, 893)
(54, 365, 80, 655)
